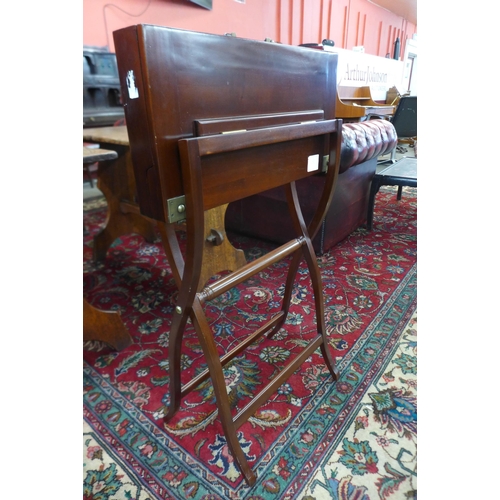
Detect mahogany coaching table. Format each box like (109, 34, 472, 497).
(112, 24, 342, 485)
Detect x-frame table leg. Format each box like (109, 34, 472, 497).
(161, 119, 343, 485)
(163, 185, 339, 485)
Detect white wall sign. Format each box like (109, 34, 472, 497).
(324, 47, 405, 100)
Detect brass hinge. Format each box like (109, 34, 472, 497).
(167, 195, 187, 223)
(322, 155, 329, 173)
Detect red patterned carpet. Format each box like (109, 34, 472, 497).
(83, 185, 417, 499)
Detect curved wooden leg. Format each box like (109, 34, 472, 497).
(159, 205, 248, 417)
(267, 250, 302, 339)
(285, 184, 338, 380)
(93, 152, 156, 262)
(164, 245, 256, 483)
(92, 221, 120, 262)
(164, 231, 202, 420)
(191, 299, 257, 486)
(164, 194, 206, 421)
(301, 239, 338, 380)
(164, 303, 191, 420)
(83, 298, 133, 351)
(93, 200, 156, 261)
(157, 222, 185, 290)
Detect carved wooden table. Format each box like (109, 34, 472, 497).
(82, 126, 246, 288)
(83, 126, 156, 262)
(83, 146, 133, 350)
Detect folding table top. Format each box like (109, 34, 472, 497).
(113, 25, 339, 222)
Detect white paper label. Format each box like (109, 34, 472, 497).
(126, 70, 139, 99)
(307, 154, 319, 172)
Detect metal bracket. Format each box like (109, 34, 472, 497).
(322, 155, 329, 173)
(167, 195, 187, 223)
(206, 228, 224, 246)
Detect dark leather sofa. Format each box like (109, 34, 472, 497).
(225, 119, 397, 254)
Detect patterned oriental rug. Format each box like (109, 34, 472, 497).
(83, 186, 417, 500)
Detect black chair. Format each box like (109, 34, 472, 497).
(380, 95, 417, 163)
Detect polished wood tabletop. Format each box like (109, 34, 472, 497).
(83, 146, 118, 163)
(83, 126, 129, 146)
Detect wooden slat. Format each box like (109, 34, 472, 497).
(233, 335, 323, 429)
(193, 119, 338, 157)
(198, 238, 304, 304)
(195, 110, 324, 136)
(180, 311, 286, 397)
(83, 146, 118, 164)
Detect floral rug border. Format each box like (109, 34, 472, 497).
(84, 264, 416, 499)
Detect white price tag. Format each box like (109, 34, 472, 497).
(126, 70, 139, 99)
(307, 154, 319, 172)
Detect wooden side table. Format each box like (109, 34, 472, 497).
(82, 127, 246, 289)
(83, 146, 133, 350)
(83, 127, 156, 262)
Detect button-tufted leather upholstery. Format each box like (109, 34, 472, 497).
(340, 119, 397, 173)
(226, 119, 398, 254)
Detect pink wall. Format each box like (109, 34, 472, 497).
(346, 0, 415, 58)
(83, 0, 278, 51)
(83, 0, 416, 58)
(277, 0, 417, 58)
